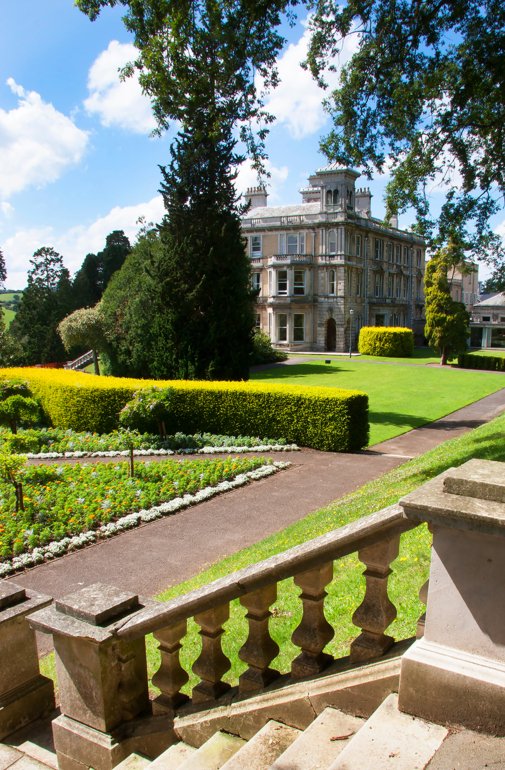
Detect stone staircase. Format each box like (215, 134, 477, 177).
(5, 693, 505, 770)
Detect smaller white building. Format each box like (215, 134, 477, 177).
(470, 292, 505, 349)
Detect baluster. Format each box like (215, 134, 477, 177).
(152, 620, 189, 714)
(192, 604, 231, 703)
(291, 562, 334, 678)
(239, 585, 279, 693)
(350, 535, 400, 663)
(416, 579, 429, 639)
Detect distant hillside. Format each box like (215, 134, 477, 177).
(0, 290, 23, 327)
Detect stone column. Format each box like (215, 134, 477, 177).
(398, 459, 505, 735)
(0, 581, 54, 739)
(29, 583, 172, 770)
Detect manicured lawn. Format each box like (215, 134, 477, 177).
(252, 357, 505, 445)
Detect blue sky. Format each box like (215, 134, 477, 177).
(0, 1, 497, 289)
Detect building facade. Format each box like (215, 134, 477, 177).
(242, 166, 426, 353)
(470, 292, 505, 348)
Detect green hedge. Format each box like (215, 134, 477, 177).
(458, 353, 505, 372)
(358, 327, 414, 357)
(0, 369, 369, 452)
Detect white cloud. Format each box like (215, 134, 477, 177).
(236, 159, 289, 203)
(84, 41, 156, 134)
(0, 79, 89, 200)
(262, 22, 358, 140)
(2, 196, 165, 288)
(0, 202, 14, 218)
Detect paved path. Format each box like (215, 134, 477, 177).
(9, 387, 505, 616)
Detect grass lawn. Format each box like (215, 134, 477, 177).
(252, 356, 505, 445)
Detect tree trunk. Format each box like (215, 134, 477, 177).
(440, 347, 448, 365)
(93, 349, 100, 376)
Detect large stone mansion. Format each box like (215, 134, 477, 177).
(242, 166, 426, 352)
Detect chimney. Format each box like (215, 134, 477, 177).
(244, 185, 268, 209)
(355, 187, 372, 217)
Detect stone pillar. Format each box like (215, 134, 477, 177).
(398, 459, 505, 735)
(0, 581, 54, 739)
(29, 583, 172, 770)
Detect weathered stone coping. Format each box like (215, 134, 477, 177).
(107, 504, 415, 640)
(400, 459, 505, 535)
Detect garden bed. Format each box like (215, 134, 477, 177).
(0, 428, 298, 458)
(0, 456, 289, 575)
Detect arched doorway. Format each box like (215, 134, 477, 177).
(325, 318, 337, 351)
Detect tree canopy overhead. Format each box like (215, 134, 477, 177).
(306, 0, 505, 265)
(77, 0, 294, 165)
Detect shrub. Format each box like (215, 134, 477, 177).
(119, 387, 176, 435)
(250, 330, 288, 365)
(0, 368, 369, 452)
(458, 353, 505, 372)
(358, 327, 414, 357)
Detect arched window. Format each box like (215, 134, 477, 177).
(329, 269, 336, 295)
(326, 189, 333, 206)
(328, 230, 337, 254)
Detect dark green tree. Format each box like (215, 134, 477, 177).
(10, 247, 73, 364)
(482, 267, 505, 295)
(424, 243, 471, 365)
(99, 230, 161, 377)
(97, 230, 131, 292)
(306, 0, 505, 267)
(72, 253, 102, 308)
(0, 249, 6, 288)
(156, 104, 255, 379)
(77, 0, 294, 380)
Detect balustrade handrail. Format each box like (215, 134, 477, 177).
(113, 504, 415, 640)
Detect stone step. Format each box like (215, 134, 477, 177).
(328, 693, 448, 770)
(271, 707, 364, 770)
(150, 741, 197, 768)
(220, 720, 300, 770)
(114, 753, 152, 770)
(169, 731, 245, 770)
(2, 714, 58, 770)
(0, 744, 55, 770)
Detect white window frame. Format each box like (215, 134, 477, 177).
(374, 238, 384, 260)
(250, 234, 262, 257)
(293, 269, 306, 296)
(251, 272, 261, 293)
(329, 269, 336, 295)
(277, 313, 288, 342)
(277, 269, 288, 295)
(293, 313, 305, 342)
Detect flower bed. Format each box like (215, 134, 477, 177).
(0, 457, 287, 566)
(0, 428, 298, 457)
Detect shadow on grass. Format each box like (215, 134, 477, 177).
(368, 410, 430, 430)
(253, 363, 351, 380)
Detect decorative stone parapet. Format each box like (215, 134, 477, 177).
(29, 583, 173, 770)
(0, 580, 54, 739)
(398, 459, 505, 734)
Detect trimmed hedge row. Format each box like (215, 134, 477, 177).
(0, 369, 369, 452)
(358, 327, 414, 357)
(458, 353, 505, 372)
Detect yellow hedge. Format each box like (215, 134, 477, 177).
(358, 327, 414, 357)
(0, 368, 369, 451)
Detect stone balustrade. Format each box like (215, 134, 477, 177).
(15, 457, 505, 769)
(28, 503, 418, 768)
